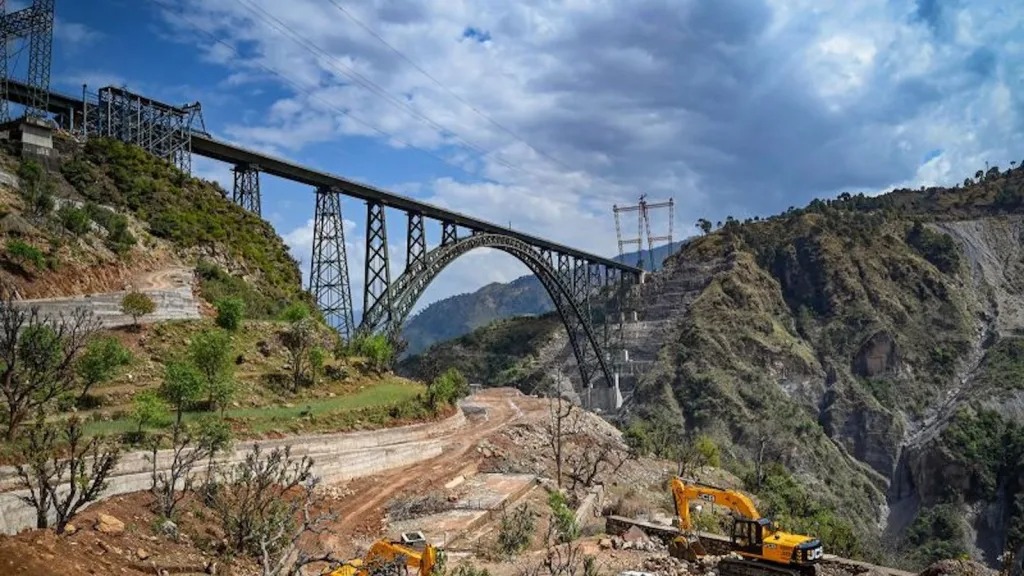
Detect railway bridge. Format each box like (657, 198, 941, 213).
(0, 0, 643, 410)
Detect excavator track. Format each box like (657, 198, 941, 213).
(717, 558, 816, 576)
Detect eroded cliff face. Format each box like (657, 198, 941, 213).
(405, 189, 1024, 567)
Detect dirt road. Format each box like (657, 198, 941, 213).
(324, 388, 541, 550)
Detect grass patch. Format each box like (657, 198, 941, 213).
(83, 379, 426, 438)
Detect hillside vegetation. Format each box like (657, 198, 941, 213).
(406, 161, 1024, 570)
(0, 135, 469, 451)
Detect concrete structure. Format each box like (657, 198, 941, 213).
(391, 472, 537, 548)
(0, 407, 468, 535)
(13, 279, 202, 329)
(0, 116, 55, 159)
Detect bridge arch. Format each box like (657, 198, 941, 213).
(360, 233, 617, 394)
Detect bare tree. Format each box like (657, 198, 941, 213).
(565, 435, 629, 490)
(15, 414, 120, 533)
(545, 385, 581, 489)
(148, 421, 230, 518)
(542, 520, 584, 576)
(0, 291, 99, 440)
(280, 318, 315, 393)
(212, 443, 343, 576)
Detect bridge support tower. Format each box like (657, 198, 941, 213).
(310, 186, 355, 340)
(232, 163, 261, 216)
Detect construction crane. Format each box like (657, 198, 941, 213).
(612, 195, 674, 270)
(668, 478, 823, 576)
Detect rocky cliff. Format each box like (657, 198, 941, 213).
(403, 164, 1024, 569)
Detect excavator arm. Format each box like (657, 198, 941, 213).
(670, 477, 761, 530)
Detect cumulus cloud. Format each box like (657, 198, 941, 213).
(157, 0, 1024, 308)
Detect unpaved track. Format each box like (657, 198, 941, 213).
(329, 388, 542, 544)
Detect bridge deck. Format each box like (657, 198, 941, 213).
(2, 79, 640, 273)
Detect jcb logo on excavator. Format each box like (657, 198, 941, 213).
(697, 494, 715, 503)
(810, 548, 823, 560)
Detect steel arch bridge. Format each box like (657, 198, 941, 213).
(360, 232, 632, 393)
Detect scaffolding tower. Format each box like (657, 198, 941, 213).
(612, 195, 674, 270)
(95, 86, 206, 174)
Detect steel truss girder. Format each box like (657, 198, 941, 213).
(406, 213, 426, 273)
(363, 201, 392, 326)
(310, 186, 355, 339)
(232, 163, 261, 215)
(360, 233, 617, 390)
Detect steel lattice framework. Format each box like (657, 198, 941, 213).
(232, 163, 261, 215)
(363, 201, 392, 328)
(310, 186, 355, 339)
(96, 86, 205, 174)
(0, 0, 54, 122)
(360, 231, 632, 390)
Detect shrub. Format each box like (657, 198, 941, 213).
(548, 491, 579, 543)
(215, 297, 245, 331)
(348, 333, 394, 371)
(131, 390, 171, 434)
(427, 367, 469, 409)
(58, 204, 91, 236)
(5, 239, 45, 270)
(497, 503, 535, 559)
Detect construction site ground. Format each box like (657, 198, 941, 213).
(0, 388, 996, 576)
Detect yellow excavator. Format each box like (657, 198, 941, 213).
(327, 532, 438, 576)
(669, 478, 823, 576)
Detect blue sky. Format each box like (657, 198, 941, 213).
(7, 0, 1024, 314)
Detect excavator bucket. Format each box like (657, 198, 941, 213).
(668, 536, 706, 562)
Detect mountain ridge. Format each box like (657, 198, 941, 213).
(401, 161, 1024, 569)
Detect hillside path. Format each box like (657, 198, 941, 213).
(325, 388, 538, 546)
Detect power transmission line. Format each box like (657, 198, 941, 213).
(324, 0, 635, 194)
(229, 0, 541, 177)
(146, 0, 502, 181)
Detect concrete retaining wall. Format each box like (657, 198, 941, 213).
(14, 287, 201, 328)
(0, 409, 467, 535)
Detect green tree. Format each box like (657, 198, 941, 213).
(159, 360, 203, 425)
(0, 297, 97, 441)
(121, 291, 156, 328)
(131, 390, 170, 435)
(215, 297, 245, 331)
(74, 336, 132, 405)
(696, 218, 713, 235)
(694, 435, 721, 471)
(189, 329, 235, 412)
(308, 346, 325, 387)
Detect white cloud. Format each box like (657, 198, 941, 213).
(54, 19, 102, 47)
(155, 0, 1024, 312)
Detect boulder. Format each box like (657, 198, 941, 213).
(94, 514, 125, 535)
